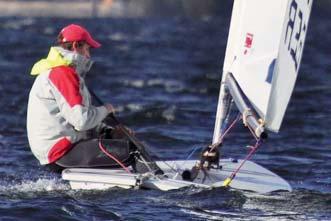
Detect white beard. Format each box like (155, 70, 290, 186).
(72, 53, 94, 77)
(56, 47, 94, 77)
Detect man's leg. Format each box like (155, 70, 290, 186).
(56, 139, 134, 168)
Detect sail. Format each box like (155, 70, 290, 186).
(266, 0, 313, 132)
(213, 0, 313, 142)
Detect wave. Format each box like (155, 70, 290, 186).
(0, 177, 70, 197)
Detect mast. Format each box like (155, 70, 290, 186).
(212, 0, 243, 145)
(212, 72, 231, 144)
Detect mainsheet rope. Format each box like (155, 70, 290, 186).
(222, 113, 263, 187)
(222, 138, 262, 187)
(98, 137, 132, 174)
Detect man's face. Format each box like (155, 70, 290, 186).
(74, 42, 91, 59)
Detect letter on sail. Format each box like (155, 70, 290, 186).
(266, 0, 313, 132)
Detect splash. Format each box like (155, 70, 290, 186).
(0, 177, 70, 194)
(162, 105, 176, 121)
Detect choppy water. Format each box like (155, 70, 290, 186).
(0, 3, 330, 221)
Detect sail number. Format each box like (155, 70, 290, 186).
(284, 0, 310, 71)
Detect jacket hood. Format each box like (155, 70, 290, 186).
(30, 47, 72, 76)
(30, 47, 93, 76)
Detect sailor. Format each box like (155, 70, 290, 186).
(27, 24, 158, 173)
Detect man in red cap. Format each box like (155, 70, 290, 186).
(27, 24, 147, 172)
(59, 24, 101, 48)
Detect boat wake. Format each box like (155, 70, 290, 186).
(0, 177, 70, 196)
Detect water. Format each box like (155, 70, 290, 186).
(0, 4, 330, 221)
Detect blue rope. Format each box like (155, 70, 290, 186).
(185, 145, 202, 161)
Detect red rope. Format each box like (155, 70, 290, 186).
(228, 140, 261, 180)
(98, 138, 132, 174)
(210, 114, 241, 151)
(247, 123, 259, 141)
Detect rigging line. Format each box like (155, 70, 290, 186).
(133, 154, 163, 181)
(160, 161, 180, 174)
(149, 151, 180, 174)
(140, 146, 179, 174)
(98, 137, 132, 174)
(132, 150, 154, 173)
(210, 113, 242, 151)
(180, 113, 240, 172)
(185, 146, 201, 161)
(178, 114, 239, 173)
(247, 123, 259, 141)
(223, 139, 262, 187)
(221, 98, 234, 134)
(176, 145, 202, 173)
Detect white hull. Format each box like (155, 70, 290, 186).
(62, 159, 292, 193)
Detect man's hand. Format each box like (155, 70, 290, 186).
(104, 103, 115, 114)
(123, 126, 134, 135)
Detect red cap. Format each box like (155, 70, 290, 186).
(60, 24, 101, 48)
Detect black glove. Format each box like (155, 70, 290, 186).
(201, 146, 220, 166)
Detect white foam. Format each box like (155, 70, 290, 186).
(123, 79, 145, 88)
(127, 103, 143, 112)
(108, 32, 127, 41)
(180, 208, 239, 221)
(162, 105, 176, 121)
(0, 178, 69, 193)
(147, 79, 184, 93)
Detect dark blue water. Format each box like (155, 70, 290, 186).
(0, 4, 330, 221)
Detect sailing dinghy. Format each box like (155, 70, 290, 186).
(62, 0, 313, 193)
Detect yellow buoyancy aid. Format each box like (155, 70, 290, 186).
(30, 47, 72, 76)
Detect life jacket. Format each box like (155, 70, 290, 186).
(27, 47, 108, 164)
(30, 47, 72, 76)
